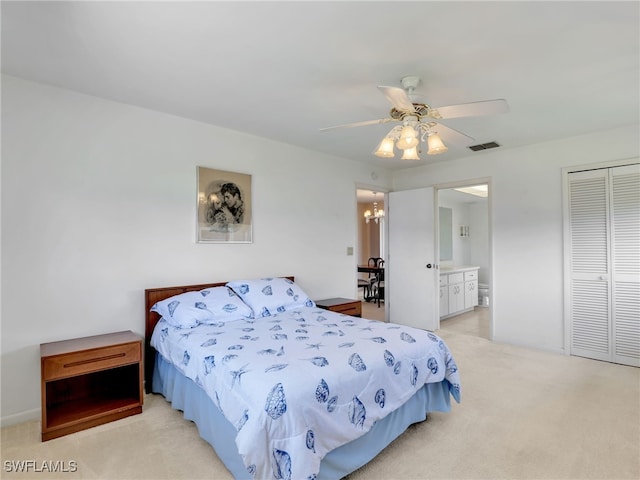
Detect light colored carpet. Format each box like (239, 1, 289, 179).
(360, 297, 386, 323)
(2, 326, 639, 480)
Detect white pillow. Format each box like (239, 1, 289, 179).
(151, 286, 253, 328)
(226, 277, 315, 318)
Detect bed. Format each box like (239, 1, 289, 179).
(144, 277, 461, 480)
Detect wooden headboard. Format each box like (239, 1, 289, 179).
(144, 277, 294, 393)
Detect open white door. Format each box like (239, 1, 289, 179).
(388, 187, 438, 330)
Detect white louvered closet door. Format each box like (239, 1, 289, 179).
(610, 165, 640, 365)
(568, 164, 639, 367)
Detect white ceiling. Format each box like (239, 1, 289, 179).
(2, 1, 638, 171)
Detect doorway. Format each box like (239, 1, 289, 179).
(436, 182, 492, 340)
(356, 188, 387, 321)
(357, 189, 385, 263)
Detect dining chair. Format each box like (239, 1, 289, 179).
(371, 259, 385, 307)
(358, 257, 378, 302)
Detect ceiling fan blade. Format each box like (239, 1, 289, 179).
(378, 86, 416, 113)
(429, 122, 476, 146)
(429, 99, 509, 120)
(319, 118, 396, 132)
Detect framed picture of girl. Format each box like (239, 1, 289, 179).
(196, 167, 252, 243)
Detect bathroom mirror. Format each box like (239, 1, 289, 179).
(439, 207, 453, 261)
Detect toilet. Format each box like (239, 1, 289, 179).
(478, 283, 490, 307)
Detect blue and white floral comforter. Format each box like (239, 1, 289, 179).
(151, 307, 461, 480)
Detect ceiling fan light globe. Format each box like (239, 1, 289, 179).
(396, 125, 419, 150)
(427, 133, 448, 155)
(373, 137, 395, 158)
(396, 137, 419, 150)
(401, 146, 420, 160)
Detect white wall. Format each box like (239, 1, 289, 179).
(392, 126, 640, 353)
(0, 76, 393, 424)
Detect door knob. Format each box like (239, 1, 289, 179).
(426, 264, 432, 269)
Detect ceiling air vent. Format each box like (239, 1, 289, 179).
(468, 141, 500, 152)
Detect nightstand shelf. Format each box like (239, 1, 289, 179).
(41, 331, 143, 441)
(315, 298, 362, 317)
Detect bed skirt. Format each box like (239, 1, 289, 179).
(152, 352, 452, 479)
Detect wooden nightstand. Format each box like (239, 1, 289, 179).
(40, 330, 143, 441)
(315, 298, 362, 317)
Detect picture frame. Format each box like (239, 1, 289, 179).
(196, 166, 252, 243)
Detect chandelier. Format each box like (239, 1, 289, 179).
(364, 194, 385, 224)
(373, 118, 447, 160)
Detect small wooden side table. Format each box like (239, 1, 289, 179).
(315, 297, 362, 317)
(40, 330, 143, 441)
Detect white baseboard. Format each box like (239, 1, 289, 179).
(1, 408, 40, 428)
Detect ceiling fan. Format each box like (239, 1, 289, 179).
(320, 76, 509, 159)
